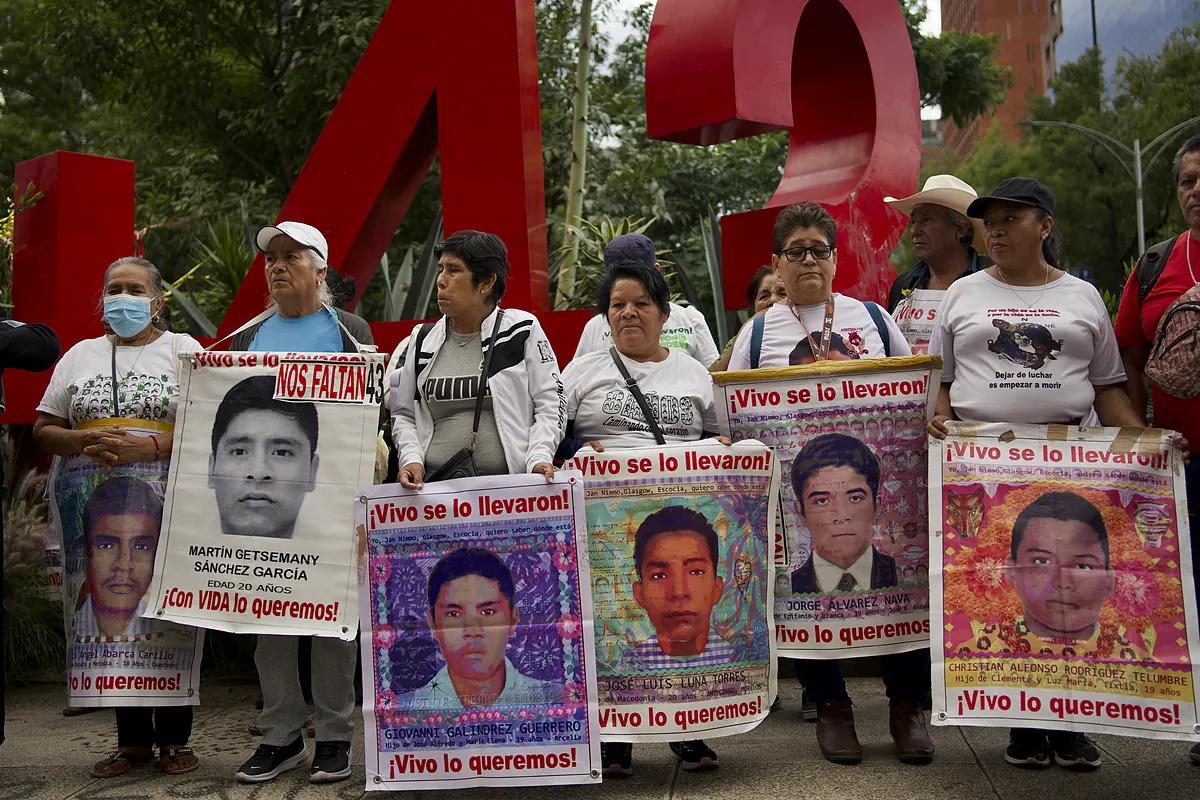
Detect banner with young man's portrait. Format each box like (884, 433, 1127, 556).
(564, 441, 779, 742)
(145, 351, 385, 638)
(713, 357, 941, 659)
(930, 423, 1200, 741)
(357, 474, 600, 791)
(49, 421, 202, 707)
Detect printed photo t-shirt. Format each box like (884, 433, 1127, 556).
(727, 295, 912, 370)
(573, 303, 720, 366)
(562, 348, 719, 448)
(933, 271, 1125, 424)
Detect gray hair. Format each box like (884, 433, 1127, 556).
(265, 248, 334, 309)
(102, 256, 171, 331)
(946, 208, 975, 250)
(1173, 134, 1200, 186)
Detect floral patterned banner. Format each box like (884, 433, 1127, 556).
(356, 473, 600, 791)
(930, 423, 1200, 741)
(565, 441, 778, 742)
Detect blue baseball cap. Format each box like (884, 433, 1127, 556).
(604, 233, 657, 272)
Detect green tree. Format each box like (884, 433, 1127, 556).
(956, 23, 1200, 293)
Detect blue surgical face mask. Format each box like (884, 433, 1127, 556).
(103, 294, 154, 338)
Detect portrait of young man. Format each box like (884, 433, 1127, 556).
(1005, 491, 1115, 642)
(208, 375, 320, 539)
(74, 476, 164, 641)
(403, 547, 560, 710)
(790, 433, 897, 594)
(621, 505, 737, 670)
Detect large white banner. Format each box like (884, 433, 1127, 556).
(357, 473, 601, 791)
(146, 351, 383, 638)
(930, 423, 1200, 741)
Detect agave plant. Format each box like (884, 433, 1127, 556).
(552, 216, 657, 311)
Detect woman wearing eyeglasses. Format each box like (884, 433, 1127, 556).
(726, 202, 911, 371)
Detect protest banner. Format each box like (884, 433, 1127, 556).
(567, 440, 778, 742)
(713, 357, 941, 659)
(930, 423, 1200, 741)
(357, 473, 600, 791)
(146, 351, 384, 638)
(891, 289, 940, 355)
(49, 422, 202, 707)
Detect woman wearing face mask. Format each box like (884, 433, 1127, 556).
(34, 257, 202, 778)
(710, 266, 788, 372)
(558, 261, 731, 777)
(927, 178, 1147, 771)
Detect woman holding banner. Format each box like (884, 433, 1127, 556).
(391, 229, 564, 487)
(723, 202, 932, 767)
(928, 177, 1149, 770)
(560, 260, 731, 775)
(33, 257, 202, 778)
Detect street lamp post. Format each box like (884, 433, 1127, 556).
(1022, 117, 1200, 255)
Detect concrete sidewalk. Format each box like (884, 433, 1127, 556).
(1, 678, 1196, 799)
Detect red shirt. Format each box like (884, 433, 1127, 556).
(1114, 232, 1200, 445)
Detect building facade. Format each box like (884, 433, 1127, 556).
(941, 0, 1064, 156)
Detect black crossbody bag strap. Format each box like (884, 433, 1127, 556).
(468, 309, 504, 451)
(608, 346, 666, 445)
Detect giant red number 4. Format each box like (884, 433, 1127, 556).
(6, 0, 918, 422)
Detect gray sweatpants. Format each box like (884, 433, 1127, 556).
(255, 635, 357, 745)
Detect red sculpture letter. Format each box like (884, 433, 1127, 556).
(645, 0, 921, 307)
(219, 0, 551, 338)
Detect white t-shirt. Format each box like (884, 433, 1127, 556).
(728, 295, 912, 370)
(933, 271, 1124, 425)
(573, 302, 720, 366)
(891, 289, 944, 355)
(562, 349, 719, 448)
(37, 332, 202, 426)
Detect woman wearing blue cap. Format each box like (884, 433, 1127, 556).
(928, 177, 1148, 771)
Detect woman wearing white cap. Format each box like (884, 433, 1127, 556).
(884, 175, 987, 354)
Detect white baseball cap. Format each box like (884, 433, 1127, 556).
(256, 221, 329, 262)
(885, 175, 986, 244)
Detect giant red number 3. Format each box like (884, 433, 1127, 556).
(6, 0, 917, 422)
(647, 0, 920, 308)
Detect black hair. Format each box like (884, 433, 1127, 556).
(435, 230, 509, 304)
(633, 506, 721, 578)
(324, 266, 357, 310)
(210, 375, 319, 456)
(596, 260, 671, 316)
(1035, 209, 1063, 269)
(1011, 491, 1110, 567)
(773, 202, 837, 254)
(788, 331, 859, 365)
(744, 266, 775, 308)
(426, 547, 515, 618)
(1173, 134, 1200, 185)
(790, 433, 881, 513)
(82, 476, 164, 544)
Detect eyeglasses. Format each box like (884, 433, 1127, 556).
(780, 245, 833, 262)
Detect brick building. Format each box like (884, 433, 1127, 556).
(941, 0, 1064, 156)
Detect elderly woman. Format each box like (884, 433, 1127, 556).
(228, 220, 374, 786)
(391, 230, 564, 488)
(34, 256, 202, 779)
(560, 261, 729, 776)
(929, 177, 1148, 771)
(727, 202, 910, 370)
(710, 265, 788, 371)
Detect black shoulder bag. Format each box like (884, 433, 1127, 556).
(426, 310, 504, 482)
(608, 346, 666, 445)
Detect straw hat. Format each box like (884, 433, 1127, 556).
(885, 175, 987, 246)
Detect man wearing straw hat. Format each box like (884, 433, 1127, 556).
(884, 175, 987, 354)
